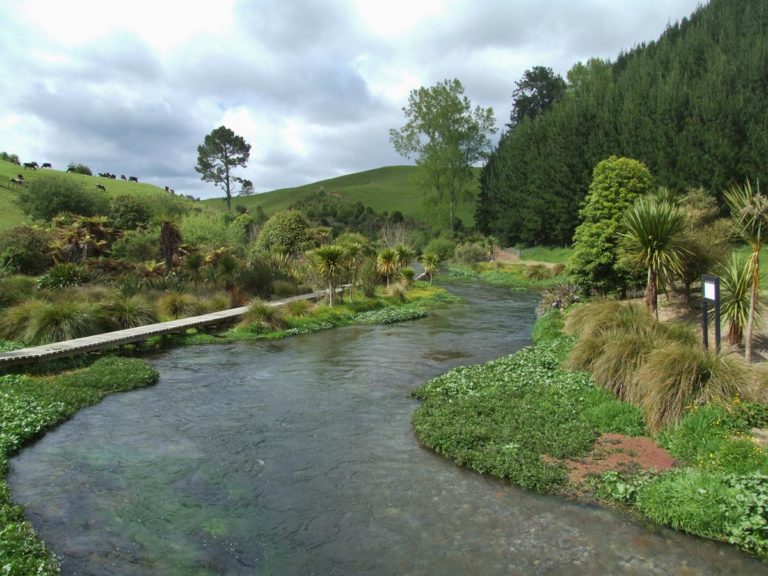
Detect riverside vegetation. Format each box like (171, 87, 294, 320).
(412, 304, 768, 558)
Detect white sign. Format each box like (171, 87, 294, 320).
(704, 281, 716, 301)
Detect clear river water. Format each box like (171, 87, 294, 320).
(9, 282, 768, 575)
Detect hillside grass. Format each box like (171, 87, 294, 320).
(0, 160, 196, 231)
(202, 165, 479, 228)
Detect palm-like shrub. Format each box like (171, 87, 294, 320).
(725, 180, 768, 361)
(377, 248, 398, 288)
(102, 293, 157, 329)
(718, 254, 754, 347)
(400, 267, 415, 287)
(420, 253, 439, 285)
(620, 196, 688, 316)
(310, 245, 347, 306)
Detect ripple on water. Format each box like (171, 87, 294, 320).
(9, 283, 768, 575)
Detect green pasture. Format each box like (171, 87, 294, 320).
(203, 165, 479, 228)
(0, 160, 197, 231)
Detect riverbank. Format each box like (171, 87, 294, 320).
(0, 357, 159, 574)
(0, 282, 460, 574)
(411, 311, 768, 560)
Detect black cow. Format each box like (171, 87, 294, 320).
(41, 162, 52, 169)
(23, 162, 38, 170)
(96, 184, 106, 191)
(120, 175, 127, 180)
(128, 176, 138, 182)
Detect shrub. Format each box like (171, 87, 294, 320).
(111, 228, 159, 262)
(423, 237, 455, 262)
(255, 210, 315, 256)
(66, 162, 92, 175)
(272, 279, 301, 297)
(236, 259, 273, 298)
(108, 195, 152, 230)
(0, 225, 54, 274)
(454, 242, 486, 264)
(17, 174, 107, 220)
(569, 156, 653, 295)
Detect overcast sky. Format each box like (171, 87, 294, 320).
(0, 0, 705, 200)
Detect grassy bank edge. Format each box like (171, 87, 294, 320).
(0, 283, 461, 574)
(410, 311, 768, 560)
(0, 357, 160, 574)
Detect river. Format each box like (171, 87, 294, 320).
(9, 283, 768, 575)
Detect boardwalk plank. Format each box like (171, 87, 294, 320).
(0, 290, 334, 368)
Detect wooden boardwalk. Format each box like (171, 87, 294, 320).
(0, 291, 330, 368)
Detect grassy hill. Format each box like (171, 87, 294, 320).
(203, 165, 480, 228)
(0, 160, 197, 231)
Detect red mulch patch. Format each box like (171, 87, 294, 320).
(563, 433, 677, 484)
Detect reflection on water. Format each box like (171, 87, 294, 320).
(10, 283, 768, 575)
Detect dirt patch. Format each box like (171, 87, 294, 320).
(492, 248, 559, 268)
(562, 433, 677, 484)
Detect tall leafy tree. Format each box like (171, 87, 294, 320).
(390, 79, 496, 232)
(509, 66, 567, 126)
(195, 126, 251, 212)
(477, 0, 768, 246)
(569, 156, 654, 295)
(725, 180, 768, 361)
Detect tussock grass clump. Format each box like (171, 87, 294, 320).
(564, 300, 654, 340)
(0, 275, 38, 306)
(102, 293, 157, 329)
(155, 291, 200, 320)
(565, 301, 760, 432)
(285, 299, 312, 317)
(202, 292, 230, 313)
(633, 344, 755, 432)
(26, 300, 103, 344)
(525, 264, 550, 280)
(590, 329, 657, 400)
(0, 298, 48, 342)
(241, 300, 286, 331)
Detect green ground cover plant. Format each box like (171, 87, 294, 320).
(414, 305, 768, 558)
(411, 311, 646, 492)
(0, 357, 159, 575)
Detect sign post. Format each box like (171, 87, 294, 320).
(701, 275, 721, 352)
